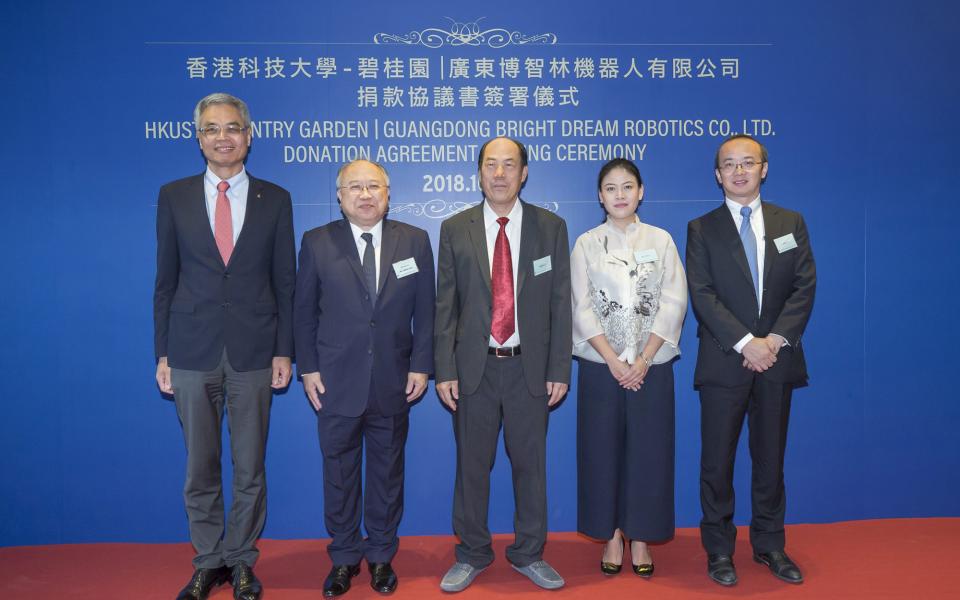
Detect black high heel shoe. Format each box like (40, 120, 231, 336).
(631, 541, 654, 578)
(600, 536, 624, 575)
(632, 562, 654, 578)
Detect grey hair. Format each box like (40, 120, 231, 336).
(193, 93, 252, 131)
(335, 159, 391, 188)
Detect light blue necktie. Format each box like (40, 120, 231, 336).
(739, 206, 759, 300)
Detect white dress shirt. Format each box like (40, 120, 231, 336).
(725, 194, 765, 310)
(483, 199, 522, 348)
(349, 219, 383, 292)
(724, 195, 788, 353)
(571, 216, 687, 365)
(204, 167, 248, 244)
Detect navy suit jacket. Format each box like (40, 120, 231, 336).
(686, 201, 816, 388)
(294, 218, 435, 417)
(153, 173, 296, 372)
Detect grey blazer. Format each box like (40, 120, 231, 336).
(434, 200, 572, 396)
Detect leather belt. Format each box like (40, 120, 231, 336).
(488, 345, 521, 357)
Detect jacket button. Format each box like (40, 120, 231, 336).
(222, 302, 231, 308)
(370, 320, 375, 327)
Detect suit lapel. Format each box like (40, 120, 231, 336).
(376, 219, 400, 305)
(334, 219, 368, 294)
(466, 205, 492, 293)
(761, 202, 782, 289)
(713, 205, 758, 307)
(516, 199, 539, 297)
(185, 174, 224, 267)
(229, 175, 262, 268)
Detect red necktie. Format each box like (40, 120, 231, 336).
(214, 180, 233, 265)
(491, 217, 515, 344)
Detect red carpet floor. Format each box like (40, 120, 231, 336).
(1, 518, 954, 599)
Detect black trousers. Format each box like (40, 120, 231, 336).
(317, 409, 409, 565)
(452, 354, 549, 568)
(699, 376, 793, 555)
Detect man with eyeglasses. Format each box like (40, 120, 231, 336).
(293, 159, 434, 597)
(435, 137, 572, 592)
(154, 92, 295, 600)
(686, 134, 816, 587)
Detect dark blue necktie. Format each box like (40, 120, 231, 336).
(740, 206, 759, 300)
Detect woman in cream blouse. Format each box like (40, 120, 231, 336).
(571, 158, 687, 577)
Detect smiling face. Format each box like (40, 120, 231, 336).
(715, 137, 768, 205)
(479, 137, 528, 216)
(197, 103, 251, 179)
(337, 160, 389, 229)
(599, 167, 644, 228)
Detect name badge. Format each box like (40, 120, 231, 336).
(392, 257, 419, 278)
(774, 233, 798, 253)
(634, 248, 658, 264)
(533, 255, 552, 276)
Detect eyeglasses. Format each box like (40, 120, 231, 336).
(719, 159, 764, 174)
(340, 182, 387, 195)
(198, 124, 248, 138)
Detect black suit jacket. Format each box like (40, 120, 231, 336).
(434, 200, 572, 396)
(293, 218, 435, 417)
(153, 173, 296, 372)
(686, 201, 816, 388)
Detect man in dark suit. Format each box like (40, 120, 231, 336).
(154, 93, 295, 600)
(686, 134, 816, 586)
(294, 159, 434, 597)
(435, 137, 572, 592)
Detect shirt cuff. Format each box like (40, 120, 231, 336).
(770, 333, 789, 348)
(733, 333, 754, 354)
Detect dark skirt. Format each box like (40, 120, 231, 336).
(576, 357, 676, 542)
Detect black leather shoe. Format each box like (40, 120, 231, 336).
(323, 564, 360, 597)
(231, 564, 263, 600)
(369, 562, 398, 594)
(754, 551, 803, 584)
(176, 566, 230, 600)
(707, 554, 738, 586)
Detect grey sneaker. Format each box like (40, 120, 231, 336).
(440, 562, 485, 593)
(512, 560, 565, 589)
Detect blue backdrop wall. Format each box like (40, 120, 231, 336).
(2, 0, 958, 546)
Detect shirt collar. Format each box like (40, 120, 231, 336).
(603, 214, 640, 236)
(483, 198, 522, 229)
(349, 218, 384, 245)
(725, 194, 762, 217)
(204, 166, 247, 190)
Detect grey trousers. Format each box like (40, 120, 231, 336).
(171, 349, 272, 569)
(452, 354, 549, 568)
